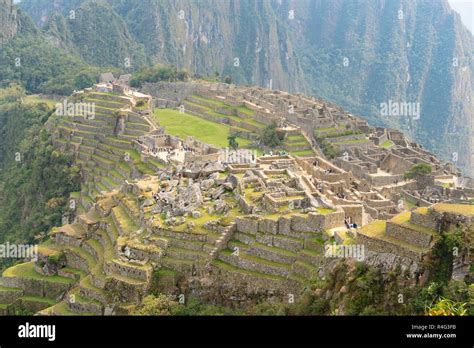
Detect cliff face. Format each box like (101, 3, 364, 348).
(18, 0, 474, 176)
(286, 0, 474, 177)
(0, 0, 18, 45)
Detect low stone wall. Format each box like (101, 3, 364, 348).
(340, 205, 364, 226)
(53, 233, 83, 247)
(247, 245, 296, 264)
(367, 173, 403, 187)
(219, 252, 289, 277)
(104, 276, 148, 304)
(155, 228, 207, 242)
(105, 260, 151, 282)
(271, 234, 304, 253)
(227, 118, 261, 133)
(65, 249, 90, 272)
(18, 298, 54, 313)
(236, 211, 344, 236)
(409, 210, 438, 230)
(0, 287, 22, 302)
(0, 277, 71, 299)
(68, 299, 103, 315)
(356, 232, 422, 261)
(385, 222, 432, 248)
(197, 268, 300, 307)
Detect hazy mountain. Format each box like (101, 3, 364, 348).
(0, 0, 18, 44)
(13, 0, 474, 176)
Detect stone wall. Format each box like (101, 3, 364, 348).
(0, 276, 71, 299)
(356, 232, 422, 261)
(385, 222, 433, 248)
(236, 211, 344, 236)
(340, 205, 364, 226)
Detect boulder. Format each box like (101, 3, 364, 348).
(200, 179, 215, 191)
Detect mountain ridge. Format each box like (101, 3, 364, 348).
(7, 0, 474, 177)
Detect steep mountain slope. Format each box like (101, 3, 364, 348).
(286, 0, 474, 177)
(17, 0, 474, 177)
(0, 0, 18, 44)
(41, 1, 147, 68)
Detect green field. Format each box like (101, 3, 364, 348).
(380, 140, 395, 149)
(3, 262, 74, 284)
(153, 109, 252, 148)
(24, 95, 57, 108)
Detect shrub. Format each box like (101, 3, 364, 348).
(404, 163, 432, 180)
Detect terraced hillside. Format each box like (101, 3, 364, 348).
(0, 83, 471, 315)
(155, 93, 315, 157)
(0, 172, 333, 314)
(1, 173, 470, 315)
(52, 90, 164, 214)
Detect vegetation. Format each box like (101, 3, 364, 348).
(380, 140, 395, 149)
(227, 133, 239, 151)
(132, 294, 177, 315)
(133, 294, 236, 316)
(404, 163, 432, 180)
(426, 297, 467, 316)
(259, 122, 285, 149)
(130, 65, 189, 88)
(0, 13, 101, 95)
(0, 86, 80, 252)
(153, 109, 251, 148)
(315, 135, 341, 159)
(317, 129, 361, 139)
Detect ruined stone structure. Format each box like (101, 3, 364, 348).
(0, 81, 472, 315)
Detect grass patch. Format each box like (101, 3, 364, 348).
(20, 295, 56, 306)
(3, 262, 74, 284)
(380, 140, 394, 149)
(432, 203, 474, 216)
(290, 149, 315, 157)
(153, 109, 252, 148)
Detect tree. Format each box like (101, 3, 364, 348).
(426, 297, 467, 316)
(130, 65, 189, 88)
(227, 133, 239, 151)
(224, 75, 232, 84)
(404, 163, 432, 180)
(132, 294, 178, 315)
(260, 121, 285, 149)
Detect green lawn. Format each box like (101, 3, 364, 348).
(3, 262, 74, 284)
(290, 149, 315, 157)
(333, 139, 369, 145)
(380, 140, 395, 149)
(153, 109, 252, 148)
(24, 95, 57, 108)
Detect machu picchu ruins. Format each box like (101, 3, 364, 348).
(0, 74, 472, 317)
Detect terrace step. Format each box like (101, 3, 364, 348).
(218, 249, 291, 277)
(78, 276, 107, 304)
(64, 247, 97, 272)
(247, 242, 297, 264)
(67, 290, 104, 315)
(165, 246, 207, 261)
(160, 256, 194, 274)
(111, 206, 139, 236)
(105, 259, 152, 282)
(40, 301, 91, 316)
(211, 259, 286, 282)
(161, 236, 206, 251)
(0, 286, 22, 303)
